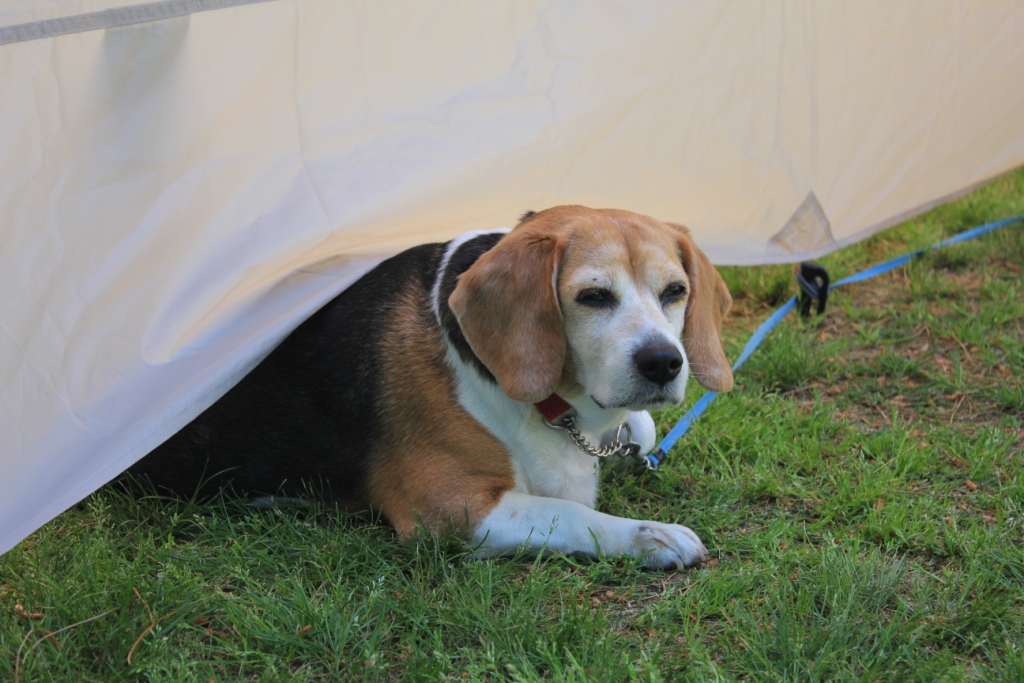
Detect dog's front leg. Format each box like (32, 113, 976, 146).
(471, 491, 707, 569)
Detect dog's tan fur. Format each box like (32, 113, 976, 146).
(367, 287, 515, 537)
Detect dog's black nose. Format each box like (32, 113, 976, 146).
(633, 342, 683, 387)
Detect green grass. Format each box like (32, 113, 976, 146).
(3, 169, 1023, 681)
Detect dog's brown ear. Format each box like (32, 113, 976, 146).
(671, 224, 734, 392)
(449, 229, 566, 403)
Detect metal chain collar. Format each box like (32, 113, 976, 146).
(545, 412, 651, 468)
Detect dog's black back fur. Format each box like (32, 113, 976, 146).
(128, 242, 450, 500)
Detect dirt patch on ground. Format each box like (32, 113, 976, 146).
(727, 253, 1023, 447)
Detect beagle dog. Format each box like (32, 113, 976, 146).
(130, 206, 733, 569)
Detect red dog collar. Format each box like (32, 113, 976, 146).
(534, 393, 573, 422)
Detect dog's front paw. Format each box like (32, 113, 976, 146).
(631, 521, 707, 569)
(627, 411, 657, 454)
(601, 411, 658, 473)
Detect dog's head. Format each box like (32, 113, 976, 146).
(449, 206, 733, 408)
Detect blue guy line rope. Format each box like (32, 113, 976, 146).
(645, 214, 1024, 470)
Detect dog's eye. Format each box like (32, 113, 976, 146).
(576, 288, 617, 308)
(661, 283, 687, 303)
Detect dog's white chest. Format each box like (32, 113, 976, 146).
(451, 353, 607, 509)
(507, 417, 601, 507)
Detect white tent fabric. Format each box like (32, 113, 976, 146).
(2, 0, 1024, 555)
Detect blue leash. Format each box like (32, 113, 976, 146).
(645, 214, 1024, 470)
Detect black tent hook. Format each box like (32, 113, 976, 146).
(796, 262, 830, 318)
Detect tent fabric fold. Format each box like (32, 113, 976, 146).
(2, 0, 1023, 554)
